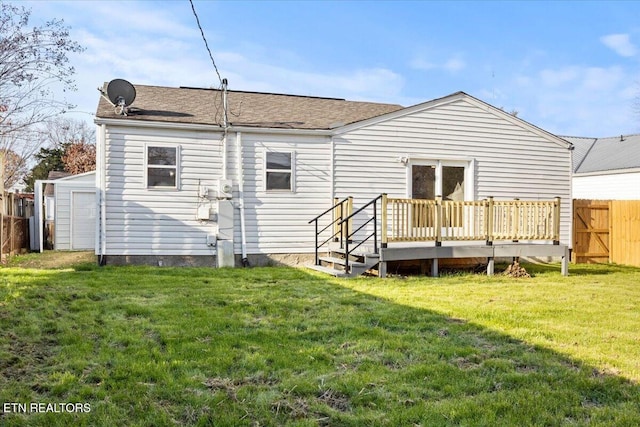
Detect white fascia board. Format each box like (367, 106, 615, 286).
(94, 118, 332, 136)
(34, 180, 96, 186)
(53, 170, 97, 182)
(573, 167, 640, 177)
(94, 118, 220, 131)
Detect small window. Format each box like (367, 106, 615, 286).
(265, 151, 293, 191)
(147, 146, 178, 189)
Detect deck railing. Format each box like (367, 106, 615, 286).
(311, 195, 561, 268)
(383, 195, 561, 245)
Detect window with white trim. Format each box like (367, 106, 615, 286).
(265, 151, 294, 191)
(147, 146, 179, 189)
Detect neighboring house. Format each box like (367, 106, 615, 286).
(565, 134, 640, 200)
(34, 171, 96, 251)
(94, 84, 573, 270)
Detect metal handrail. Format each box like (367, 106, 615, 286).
(309, 197, 351, 265)
(337, 194, 382, 274)
(308, 197, 350, 224)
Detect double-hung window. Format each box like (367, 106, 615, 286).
(265, 151, 294, 191)
(147, 146, 179, 189)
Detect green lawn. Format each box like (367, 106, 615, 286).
(1, 257, 639, 426)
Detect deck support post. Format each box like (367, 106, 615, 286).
(378, 261, 387, 278)
(561, 245, 569, 276)
(487, 257, 495, 276)
(431, 258, 439, 277)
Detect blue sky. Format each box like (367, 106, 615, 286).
(22, 0, 640, 137)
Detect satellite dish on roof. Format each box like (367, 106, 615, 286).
(101, 79, 136, 115)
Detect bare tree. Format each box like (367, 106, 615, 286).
(0, 3, 84, 187)
(1, 148, 27, 189)
(44, 117, 95, 148)
(22, 117, 95, 190)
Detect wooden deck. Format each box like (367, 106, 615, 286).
(311, 195, 568, 277)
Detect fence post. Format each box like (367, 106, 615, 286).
(553, 196, 561, 245)
(435, 196, 442, 246)
(381, 193, 388, 248)
(486, 196, 494, 246)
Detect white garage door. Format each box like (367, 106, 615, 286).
(72, 192, 96, 250)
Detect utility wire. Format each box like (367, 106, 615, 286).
(189, 0, 222, 85)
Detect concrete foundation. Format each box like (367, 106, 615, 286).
(102, 255, 216, 267)
(99, 252, 316, 268)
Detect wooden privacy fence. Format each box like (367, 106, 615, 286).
(0, 191, 33, 260)
(384, 196, 560, 244)
(1, 215, 29, 258)
(573, 199, 640, 267)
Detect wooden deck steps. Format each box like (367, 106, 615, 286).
(308, 244, 380, 277)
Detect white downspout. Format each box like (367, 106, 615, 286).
(236, 131, 248, 265)
(98, 123, 107, 264)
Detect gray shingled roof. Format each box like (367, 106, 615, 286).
(564, 134, 640, 173)
(96, 84, 404, 129)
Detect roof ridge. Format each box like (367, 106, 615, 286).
(563, 132, 640, 139)
(179, 86, 348, 102)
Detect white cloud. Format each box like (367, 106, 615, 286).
(507, 65, 638, 136)
(218, 53, 405, 101)
(60, 17, 406, 123)
(409, 57, 435, 70)
(601, 33, 638, 57)
(410, 55, 466, 73)
(443, 57, 466, 72)
(539, 67, 579, 87)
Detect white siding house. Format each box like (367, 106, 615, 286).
(95, 84, 573, 267)
(334, 94, 573, 245)
(238, 132, 332, 255)
(98, 125, 222, 257)
(566, 134, 640, 200)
